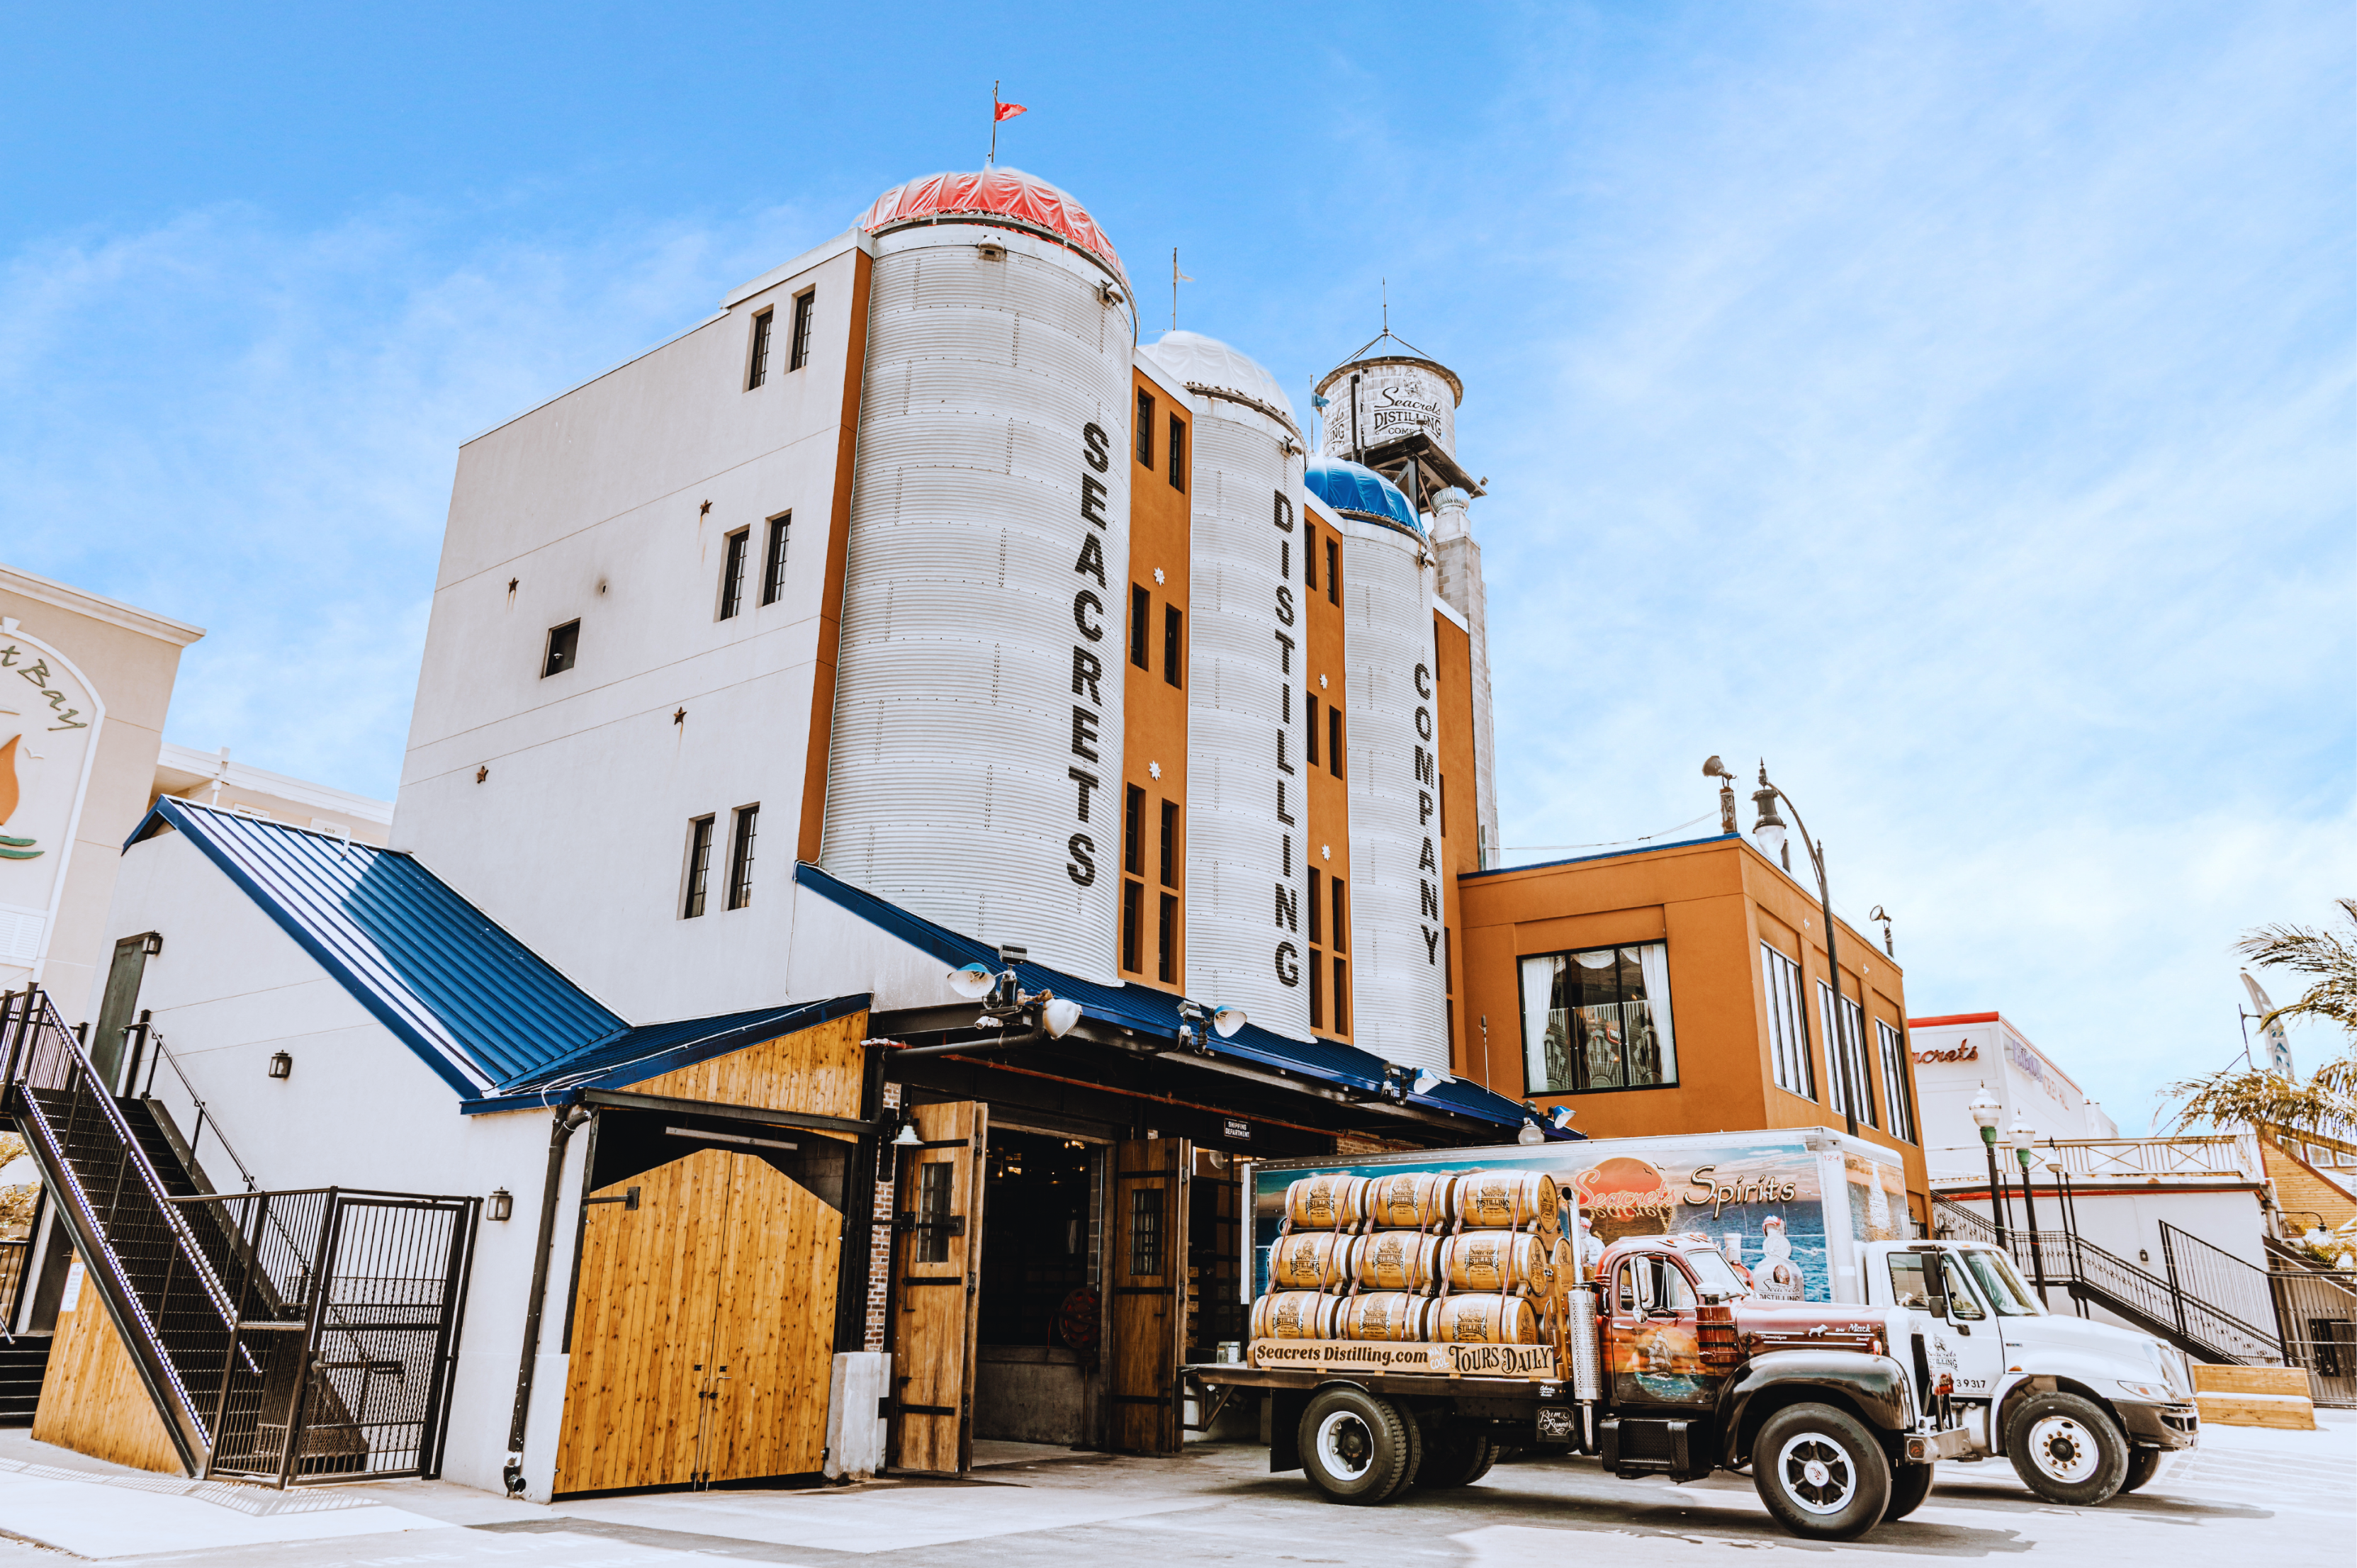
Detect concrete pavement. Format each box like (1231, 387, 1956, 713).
(1, 1413, 2347, 1565)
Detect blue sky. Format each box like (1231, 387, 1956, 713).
(4, 2, 2349, 1129)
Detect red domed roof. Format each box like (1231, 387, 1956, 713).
(857, 168, 1127, 288)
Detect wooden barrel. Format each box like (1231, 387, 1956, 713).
(1339, 1292, 1432, 1342)
(1284, 1173, 1368, 1232)
(1453, 1171, 1559, 1233)
(1439, 1231, 1556, 1295)
(1362, 1170, 1459, 1230)
(1268, 1231, 1356, 1292)
(1251, 1291, 1341, 1341)
(1429, 1292, 1543, 1345)
(1351, 1231, 1443, 1292)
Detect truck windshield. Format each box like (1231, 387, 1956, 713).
(1682, 1248, 1745, 1301)
(1962, 1248, 2044, 1316)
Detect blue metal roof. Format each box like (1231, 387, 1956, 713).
(459, 994, 872, 1113)
(796, 862, 1562, 1134)
(1305, 458, 1422, 536)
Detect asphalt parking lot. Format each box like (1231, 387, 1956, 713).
(1, 1414, 2348, 1566)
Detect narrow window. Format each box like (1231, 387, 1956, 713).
(1123, 785, 1144, 876)
(1305, 692, 1320, 767)
(1130, 1185, 1164, 1276)
(681, 816, 715, 918)
(1439, 775, 1447, 835)
(1325, 538, 1340, 604)
(1331, 877, 1348, 954)
(1121, 879, 1142, 972)
(1328, 706, 1344, 779)
(1332, 957, 1349, 1034)
(1305, 528, 1318, 590)
(916, 1162, 953, 1264)
(1157, 892, 1177, 982)
(718, 527, 750, 620)
(746, 309, 774, 390)
(760, 513, 790, 606)
(1162, 605, 1183, 687)
(788, 290, 816, 371)
(1159, 800, 1178, 887)
(1307, 868, 1322, 945)
(724, 804, 760, 910)
(1137, 390, 1155, 467)
(1130, 585, 1151, 670)
(1309, 952, 1324, 1028)
(1168, 414, 1186, 491)
(541, 620, 580, 677)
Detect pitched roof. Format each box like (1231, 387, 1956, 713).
(131, 799, 867, 1108)
(795, 862, 1560, 1134)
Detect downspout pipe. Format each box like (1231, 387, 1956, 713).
(505, 1101, 590, 1496)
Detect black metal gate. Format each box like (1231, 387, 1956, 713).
(193, 1188, 479, 1485)
(2270, 1266, 2357, 1409)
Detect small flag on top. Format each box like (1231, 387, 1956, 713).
(989, 81, 1025, 165)
(995, 101, 1027, 122)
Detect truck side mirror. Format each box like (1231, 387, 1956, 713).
(1923, 1289, 1949, 1319)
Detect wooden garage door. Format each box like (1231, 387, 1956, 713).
(553, 1145, 841, 1494)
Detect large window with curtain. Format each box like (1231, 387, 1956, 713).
(1520, 943, 1677, 1094)
(1877, 1018, 1917, 1142)
(1762, 944, 1814, 1099)
(1817, 981, 1874, 1127)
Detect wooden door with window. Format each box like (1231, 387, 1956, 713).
(890, 1101, 988, 1474)
(1110, 1137, 1190, 1453)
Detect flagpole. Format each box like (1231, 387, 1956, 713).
(990, 79, 999, 167)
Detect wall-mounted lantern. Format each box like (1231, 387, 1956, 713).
(266, 1050, 293, 1080)
(488, 1188, 513, 1222)
(140, 931, 164, 957)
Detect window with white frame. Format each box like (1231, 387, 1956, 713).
(1817, 981, 1874, 1127)
(1520, 943, 1677, 1094)
(1762, 944, 1814, 1099)
(1877, 1017, 1917, 1143)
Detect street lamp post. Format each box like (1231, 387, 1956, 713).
(2012, 1117, 2048, 1303)
(1740, 760, 1860, 1138)
(1969, 1084, 2010, 1251)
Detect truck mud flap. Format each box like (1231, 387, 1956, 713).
(1270, 1387, 1307, 1473)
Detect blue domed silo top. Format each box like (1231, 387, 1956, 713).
(1305, 457, 1423, 536)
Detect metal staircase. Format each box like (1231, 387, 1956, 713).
(1, 986, 482, 1483)
(1932, 1195, 2280, 1364)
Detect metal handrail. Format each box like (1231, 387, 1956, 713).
(134, 1027, 258, 1193)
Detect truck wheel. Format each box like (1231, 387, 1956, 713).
(1884, 1462, 1935, 1521)
(2004, 1392, 2127, 1506)
(1415, 1424, 1497, 1489)
(2120, 1448, 2164, 1494)
(1753, 1404, 1893, 1541)
(1299, 1387, 1421, 1504)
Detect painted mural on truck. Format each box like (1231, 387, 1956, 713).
(1250, 1132, 1910, 1304)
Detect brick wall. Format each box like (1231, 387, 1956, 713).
(862, 1083, 901, 1353)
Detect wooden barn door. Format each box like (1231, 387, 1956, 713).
(554, 1145, 843, 1496)
(889, 1102, 987, 1474)
(1110, 1136, 1190, 1454)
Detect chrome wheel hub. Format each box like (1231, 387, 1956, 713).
(1777, 1431, 1856, 1515)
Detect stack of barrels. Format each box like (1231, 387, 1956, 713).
(1250, 1170, 1568, 1346)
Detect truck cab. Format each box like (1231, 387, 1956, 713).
(1860, 1240, 2199, 1503)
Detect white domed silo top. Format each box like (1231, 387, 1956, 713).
(1315, 355, 1462, 461)
(823, 170, 1135, 981)
(1141, 331, 1298, 428)
(1147, 329, 1315, 1039)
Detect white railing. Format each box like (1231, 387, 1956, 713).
(1927, 1133, 2261, 1187)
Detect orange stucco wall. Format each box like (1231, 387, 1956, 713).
(1458, 834, 1928, 1208)
(1300, 501, 1351, 1040)
(1432, 611, 1476, 1073)
(1118, 369, 1193, 992)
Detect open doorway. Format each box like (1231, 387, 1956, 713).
(972, 1129, 1098, 1445)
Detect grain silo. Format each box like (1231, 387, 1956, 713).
(1137, 330, 1312, 1038)
(1306, 458, 1449, 1070)
(822, 170, 1136, 981)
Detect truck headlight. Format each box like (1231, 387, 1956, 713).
(2116, 1380, 2170, 1401)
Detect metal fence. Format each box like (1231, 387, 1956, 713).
(2270, 1266, 2357, 1409)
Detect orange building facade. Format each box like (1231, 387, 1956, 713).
(1454, 833, 1931, 1227)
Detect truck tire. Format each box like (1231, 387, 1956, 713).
(1884, 1462, 1935, 1521)
(1414, 1424, 1497, 1489)
(1753, 1403, 1893, 1541)
(1299, 1387, 1421, 1505)
(2120, 1448, 2164, 1494)
(2004, 1391, 2127, 1506)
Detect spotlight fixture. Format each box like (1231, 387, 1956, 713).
(946, 963, 994, 1000)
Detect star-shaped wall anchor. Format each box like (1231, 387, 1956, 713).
(673, 708, 686, 725)
(699, 500, 712, 516)
(506, 577, 518, 594)
(476, 766, 489, 784)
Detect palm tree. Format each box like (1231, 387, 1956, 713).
(2166, 898, 2357, 1139)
